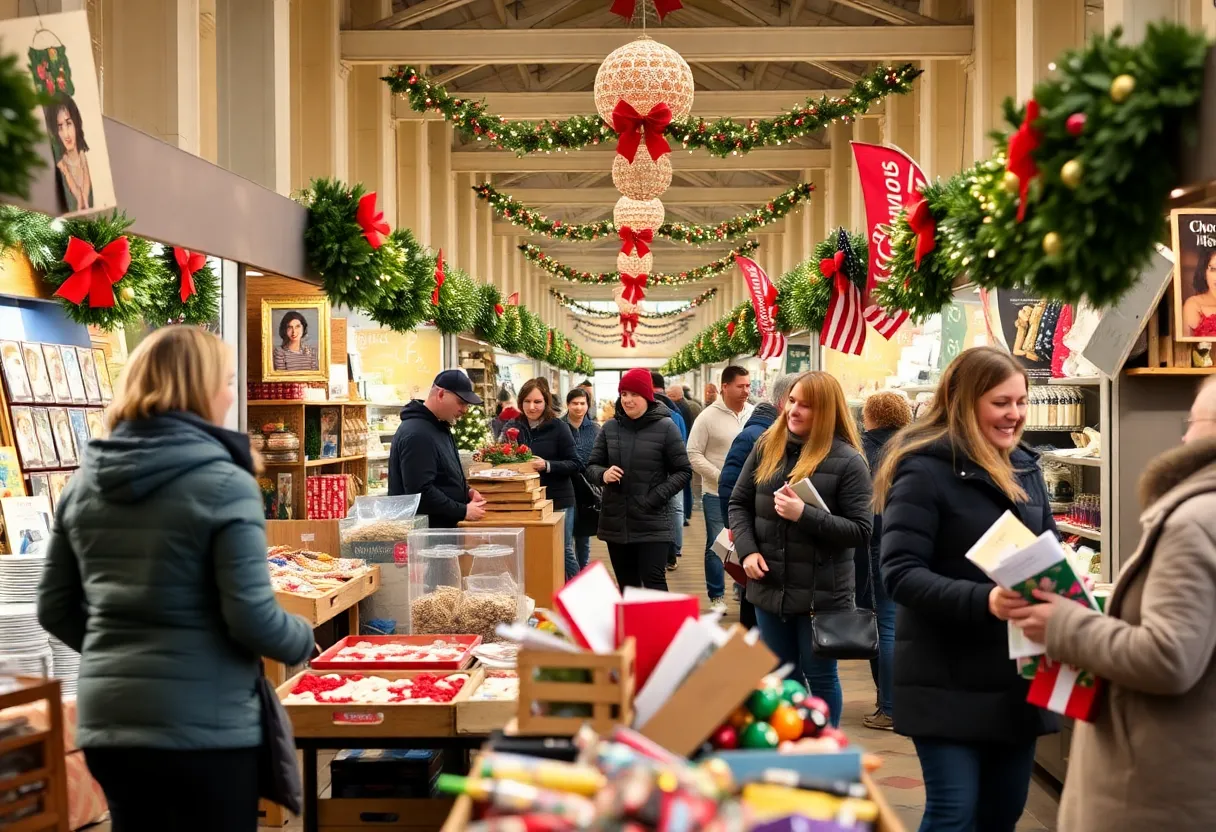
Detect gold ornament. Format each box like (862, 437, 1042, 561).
(617, 251, 653, 275)
(1060, 159, 1082, 189)
(613, 196, 665, 232)
(612, 153, 673, 200)
(120, 286, 136, 302)
(1110, 74, 1135, 103)
(594, 35, 695, 123)
(1001, 171, 1020, 193)
(1042, 231, 1063, 256)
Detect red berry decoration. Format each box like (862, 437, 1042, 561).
(1066, 113, 1087, 136)
(711, 723, 739, 750)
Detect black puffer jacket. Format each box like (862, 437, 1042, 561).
(880, 438, 1059, 744)
(388, 401, 467, 528)
(505, 417, 581, 510)
(587, 401, 691, 544)
(729, 435, 873, 617)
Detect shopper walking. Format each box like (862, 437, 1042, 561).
(37, 326, 314, 832)
(1005, 377, 1216, 832)
(578, 379, 598, 421)
(651, 372, 688, 570)
(855, 391, 913, 732)
(563, 387, 601, 577)
(689, 365, 755, 613)
(705, 383, 718, 406)
(683, 386, 704, 422)
(389, 370, 486, 527)
(587, 368, 691, 591)
(729, 372, 872, 726)
(875, 346, 1058, 832)
(667, 384, 696, 528)
(506, 379, 582, 582)
(718, 373, 797, 629)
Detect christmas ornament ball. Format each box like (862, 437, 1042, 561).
(728, 705, 754, 730)
(1042, 231, 1063, 257)
(804, 695, 830, 717)
(1061, 159, 1083, 189)
(769, 703, 805, 743)
(747, 686, 783, 721)
(740, 720, 780, 750)
(1110, 74, 1136, 103)
(1001, 171, 1020, 194)
(1065, 112, 1088, 136)
(593, 35, 695, 123)
(120, 286, 136, 302)
(798, 705, 829, 738)
(780, 679, 807, 706)
(710, 723, 739, 750)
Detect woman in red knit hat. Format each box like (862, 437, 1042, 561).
(586, 368, 692, 589)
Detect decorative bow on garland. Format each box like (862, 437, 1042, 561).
(56, 236, 131, 308)
(612, 101, 672, 162)
(820, 228, 866, 356)
(173, 247, 206, 302)
(620, 312, 640, 348)
(906, 198, 936, 269)
(620, 273, 648, 304)
(609, 0, 683, 20)
(356, 191, 389, 249)
(1007, 100, 1042, 223)
(619, 226, 653, 257)
(432, 249, 445, 305)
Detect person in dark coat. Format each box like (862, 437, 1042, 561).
(507, 379, 582, 582)
(855, 391, 913, 732)
(729, 372, 873, 727)
(650, 372, 688, 569)
(587, 368, 692, 591)
(718, 374, 798, 630)
(562, 387, 601, 576)
(37, 326, 314, 831)
(389, 370, 486, 528)
(875, 346, 1059, 832)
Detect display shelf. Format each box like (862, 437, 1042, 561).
(1056, 520, 1101, 540)
(274, 566, 382, 628)
(1049, 376, 1101, 385)
(1125, 367, 1216, 376)
(304, 454, 367, 468)
(0, 676, 69, 832)
(1040, 452, 1101, 468)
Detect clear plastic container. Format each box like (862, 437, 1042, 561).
(404, 529, 525, 638)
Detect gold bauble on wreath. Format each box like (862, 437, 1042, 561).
(594, 35, 695, 123)
(613, 153, 673, 200)
(1042, 231, 1063, 256)
(1061, 159, 1083, 189)
(613, 196, 665, 232)
(1002, 171, 1020, 193)
(617, 251, 654, 275)
(120, 286, 136, 302)
(1110, 74, 1136, 103)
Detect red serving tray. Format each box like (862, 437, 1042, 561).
(311, 635, 482, 670)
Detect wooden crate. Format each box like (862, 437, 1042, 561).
(482, 500, 554, 522)
(274, 566, 382, 628)
(0, 676, 68, 832)
(515, 639, 635, 736)
(317, 797, 455, 831)
(277, 666, 484, 739)
(456, 695, 518, 735)
(482, 489, 547, 509)
(469, 462, 536, 476)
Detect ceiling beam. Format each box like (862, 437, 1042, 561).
(491, 0, 508, 25)
(453, 148, 828, 172)
(804, 60, 861, 84)
(370, 0, 480, 29)
(431, 64, 486, 85)
(694, 62, 744, 90)
(392, 89, 847, 120)
(830, 0, 937, 25)
(504, 186, 784, 205)
(341, 25, 974, 64)
(536, 63, 594, 91)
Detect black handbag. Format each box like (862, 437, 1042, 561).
(809, 546, 879, 661)
(571, 471, 602, 537)
(256, 663, 303, 815)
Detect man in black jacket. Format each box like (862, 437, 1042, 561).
(388, 370, 487, 528)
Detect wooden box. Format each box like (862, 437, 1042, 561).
(515, 639, 635, 736)
(482, 499, 554, 522)
(274, 565, 382, 628)
(469, 462, 536, 476)
(276, 666, 483, 739)
(456, 693, 518, 736)
(318, 797, 456, 830)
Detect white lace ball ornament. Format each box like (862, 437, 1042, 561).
(617, 252, 653, 275)
(613, 197, 665, 232)
(612, 153, 673, 200)
(594, 36, 695, 123)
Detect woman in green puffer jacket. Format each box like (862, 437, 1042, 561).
(37, 326, 313, 832)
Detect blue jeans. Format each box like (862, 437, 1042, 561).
(562, 508, 578, 582)
(912, 738, 1037, 832)
(574, 535, 591, 572)
(702, 494, 725, 600)
(854, 545, 895, 715)
(683, 483, 692, 521)
(668, 493, 683, 560)
(753, 607, 842, 727)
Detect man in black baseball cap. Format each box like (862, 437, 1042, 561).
(388, 370, 487, 527)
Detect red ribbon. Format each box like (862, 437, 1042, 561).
(494, 303, 505, 316)
(726, 321, 736, 338)
(620, 273, 648, 305)
(612, 101, 673, 163)
(173, 247, 206, 303)
(432, 249, 445, 306)
(356, 191, 389, 249)
(618, 226, 654, 258)
(609, 0, 683, 20)
(620, 312, 640, 348)
(906, 198, 937, 268)
(56, 236, 131, 308)
(1006, 100, 1042, 223)
(819, 250, 845, 281)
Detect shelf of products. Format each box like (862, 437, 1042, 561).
(1040, 452, 1101, 468)
(1048, 376, 1101, 386)
(1055, 520, 1102, 540)
(1124, 367, 1216, 376)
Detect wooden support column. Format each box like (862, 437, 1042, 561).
(809, 169, 827, 245)
(972, 0, 1017, 161)
(199, 1, 217, 163)
(289, 0, 346, 188)
(477, 187, 494, 282)
(396, 121, 429, 241)
(884, 80, 920, 161)
(497, 235, 511, 297)
(919, 0, 968, 179)
(427, 121, 455, 256)
(1104, 0, 1187, 42)
(455, 172, 477, 275)
(827, 121, 852, 232)
(347, 0, 396, 217)
(851, 115, 882, 230)
(1015, 0, 1085, 101)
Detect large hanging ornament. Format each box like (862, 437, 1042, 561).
(617, 251, 653, 275)
(612, 153, 672, 200)
(593, 36, 695, 124)
(614, 196, 665, 232)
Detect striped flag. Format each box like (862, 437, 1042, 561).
(821, 229, 867, 356)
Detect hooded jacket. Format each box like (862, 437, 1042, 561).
(1049, 439, 1216, 832)
(718, 402, 777, 518)
(505, 416, 582, 509)
(389, 400, 468, 528)
(36, 412, 314, 751)
(586, 401, 692, 544)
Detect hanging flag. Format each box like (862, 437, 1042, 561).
(820, 228, 867, 356)
(850, 141, 926, 339)
(432, 249, 445, 306)
(737, 256, 785, 360)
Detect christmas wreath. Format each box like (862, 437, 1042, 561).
(153, 246, 220, 326)
(473, 283, 507, 344)
(301, 179, 404, 311)
(365, 228, 436, 333)
(433, 265, 480, 334)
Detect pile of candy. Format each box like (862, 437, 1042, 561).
(284, 672, 468, 705)
(267, 546, 367, 595)
(710, 679, 849, 754)
(328, 639, 471, 665)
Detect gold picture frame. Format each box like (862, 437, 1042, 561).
(261, 297, 330, 383)
(1171, 208, 1216, 343)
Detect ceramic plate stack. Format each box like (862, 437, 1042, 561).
(0, 603, 50, 677)
(50, 638, 79, 696)
(0, 554, 44, 603)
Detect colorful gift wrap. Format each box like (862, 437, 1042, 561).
(1026, 657, 1101, 721)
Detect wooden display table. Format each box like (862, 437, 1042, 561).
(459, 512, 565, 607)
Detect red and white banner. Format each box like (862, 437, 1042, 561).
(737, 256, 785, 360)
(1026, 658, 1101, 722)
(851, 141, 926, 338)
(820, 245, 866, 356)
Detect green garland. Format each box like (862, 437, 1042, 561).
(433, 265, 481, 334)
(0, 205, 58, 271)
(386, 64, 921, 158)
(0, 47, 46, 201)
(153, 246, 221, 326)
(364, 227, 436, 333)
(521, 240, 759, 286)
(41, 212, 166, 330)
(301, 179, 404, 311)
(549, 286, 716, 318)
(475, 182, 814, 245)
(473, 282, 507, 344)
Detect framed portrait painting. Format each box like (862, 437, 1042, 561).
(1172, 209, 1216, 343)
(261, 298, 329, 383)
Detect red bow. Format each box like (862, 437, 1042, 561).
(726, 321, 736, 338)
(494, 303, 505, 316)
(432, 250, 445, 306)
(620, 273, 648, 305)
(56, 236, 131, 308)
(612, 101, 673, 163)
(609, 0, 683, 20)
(819, 250, 848, 291)
(174, 247, 206, 303)
(1006, 100, 1042, 223)
(356, 191, 389, 249)
(618, 226, 653, 258)
(620, 312, 640, 348)
(906, 198, 937, 268)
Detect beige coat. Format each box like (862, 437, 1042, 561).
(1047, 439, 1216, 832)
(687, 398, 753, 493)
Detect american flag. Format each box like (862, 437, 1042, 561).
(821, 228, 867, 356)
(863, 301, 908, 339)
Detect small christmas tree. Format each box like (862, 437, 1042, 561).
(452, 404, 491, 452)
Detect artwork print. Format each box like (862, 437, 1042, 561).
(68, 409, 90, 454)
(77, 346, 101, 403)
(48, 407, 76, 466)
(31, 407, 59, 467)
(1, 340, 33, 403)
(92, 348, 113, 401)
(41, 343, 71, 402)
(22, 342, 54, 403)
(84, 408, 105, 439)
(60, 344, 87, 403)
(1171, 209, 1216, 342)
(9, 407, 41, 468)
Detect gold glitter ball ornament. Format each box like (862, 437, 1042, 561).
(617, 251, 653, 275)
(1001, 171, 1020, 194)
(614, 196, 665, 231)
(1042, 231, 1063, 256)
(594, 35, 695, 123)
(1110, 74, 1135, 103)
(120, 286, 136, 302)
(612, 153, 672, 200)
(1060, 159, 1082, 189)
